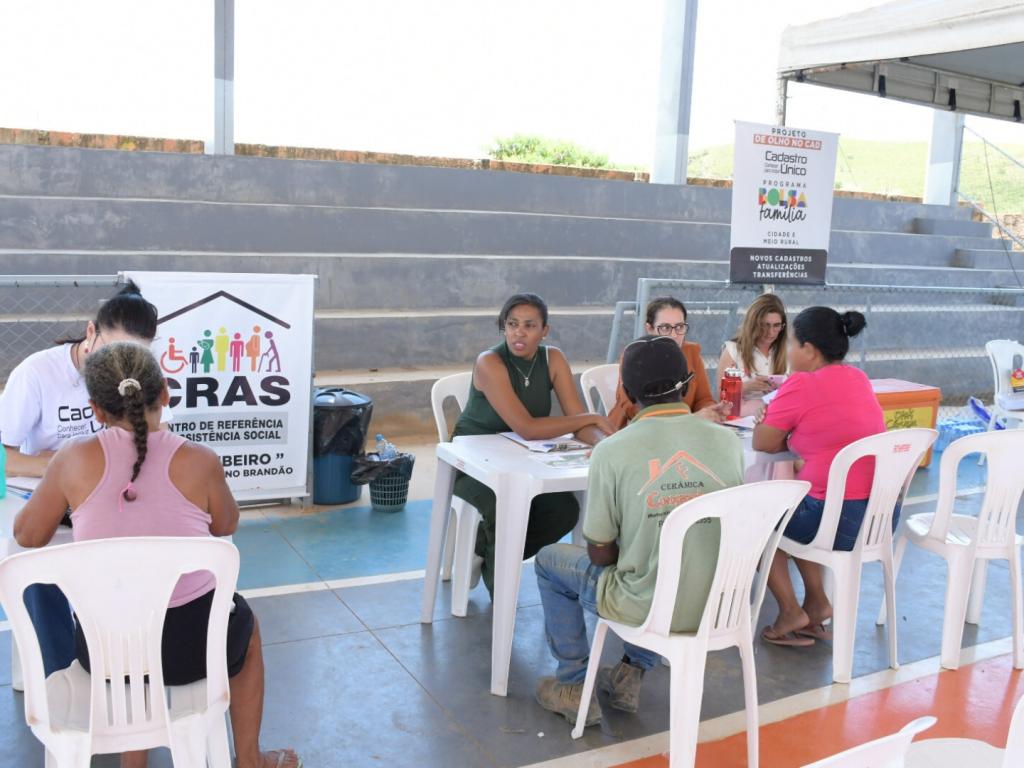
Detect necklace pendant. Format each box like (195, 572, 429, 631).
(524, 377, 530, 387)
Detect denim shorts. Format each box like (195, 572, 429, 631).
(784, 496, 901, 552)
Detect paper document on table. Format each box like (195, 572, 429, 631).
(501, 432, 589, 453)
(762, 389, 779, 406)
(6, 476, 40, 493)
(723, 415, 757, 430)
(530, 451, 590, 469)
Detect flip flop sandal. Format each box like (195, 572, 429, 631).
(270, 751, 302, 768)
(761, 626, 815, 647)
(796, 623, 833, 642)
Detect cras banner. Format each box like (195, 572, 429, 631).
(729, 121, 839, 285)
(125, 272, 315, 501)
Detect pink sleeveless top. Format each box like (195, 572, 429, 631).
(71, 427, 216, 607)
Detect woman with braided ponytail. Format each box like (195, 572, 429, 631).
(15, 343, 301, 768)
(1, 281, 169, 680)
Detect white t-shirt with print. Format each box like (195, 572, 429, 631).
(0, 344, 173, 456)
(0, 344, 100, 455)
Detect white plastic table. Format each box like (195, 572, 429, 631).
(419, 430, 795, 697)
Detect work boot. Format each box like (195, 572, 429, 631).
(596, 658, 646, 713)
(535, 677, 603, 727)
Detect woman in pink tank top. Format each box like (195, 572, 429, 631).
(15, 343, 300, 768)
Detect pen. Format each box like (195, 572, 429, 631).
(7, 489, 32, 500)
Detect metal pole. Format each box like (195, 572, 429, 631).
(208, 0, 235, 155)
(650, 0, 699, 185)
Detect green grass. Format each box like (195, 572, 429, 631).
(688, 139, 1024, 213)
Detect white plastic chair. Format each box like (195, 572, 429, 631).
(802, 716, 936, 767)
(780, 428, 937, 684)
(430, 371, 482, 617)
(877, 430, 1024, 670)
(0, 537, 239, 768)
(572, 479, 811, 768)
(906, 693, 1024, 766)
(985, 340, 1024, 436)
(579, 363, 620, 415)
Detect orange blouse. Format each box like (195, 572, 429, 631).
(606, 341, 717, 431)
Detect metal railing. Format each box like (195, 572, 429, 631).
(956, 126, 1024, 289)
(0, 275, 125, 385)
(617, 278, 1024, 410)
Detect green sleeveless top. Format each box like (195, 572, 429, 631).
(453, 342, 553, 437)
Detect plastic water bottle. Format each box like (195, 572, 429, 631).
(376, 433, 398, 461)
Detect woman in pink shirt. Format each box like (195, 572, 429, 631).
(15, 343, 300, 768)
(752, 307, 887, 648)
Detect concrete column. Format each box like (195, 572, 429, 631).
(775, 78, 788, 126)
(650, 0, 699, 185)
(207, 0, 235, 155)
(923, 110, 964, 206)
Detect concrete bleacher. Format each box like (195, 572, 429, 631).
(0, 143, 1020, 436)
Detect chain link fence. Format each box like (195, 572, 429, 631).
(606, 278, 1024, 415)
(0, 275, 124, 386)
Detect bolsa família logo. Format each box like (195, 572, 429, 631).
(157, 291, 291, 409)
(757, 187, 808, 224)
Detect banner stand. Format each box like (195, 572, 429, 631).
(729, 122, 839, 286)
(124, 272, 317, 504)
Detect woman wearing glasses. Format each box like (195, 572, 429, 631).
(717, 293, 789, 404)
(452, 293, 613, 596)
(608, 297, 727, 430)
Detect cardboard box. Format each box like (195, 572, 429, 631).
(872, 379, 942, 467)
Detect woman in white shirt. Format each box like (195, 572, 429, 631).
(1, 281, 161, 477)
(0, 280, 161, 677)
(718, 293, 789, 402)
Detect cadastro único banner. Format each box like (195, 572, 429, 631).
(125, 272, 315, 501)
(729, 121, 839, 285)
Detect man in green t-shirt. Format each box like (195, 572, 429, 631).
(534, 336, 744, 727)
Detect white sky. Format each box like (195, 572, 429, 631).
(1, 0, 1021, 167)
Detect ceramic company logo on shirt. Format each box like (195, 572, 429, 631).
(638, 450, 728, 517)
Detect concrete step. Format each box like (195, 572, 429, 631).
(314, 363, 601, 439)
(913, 217, 994, 238)
(0, 143, 976, 233)
(316, 344, 997, 439)
(0, 197, 1006, 269)
(953, 247, 1024, 270)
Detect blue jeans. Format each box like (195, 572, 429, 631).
(535, 543, 660, 684)
(784, 496, 902, 552)
(24, 584, 75, 676)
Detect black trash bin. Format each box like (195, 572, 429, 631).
(312, 388, 373, 505)
(352, 452, 416, 513)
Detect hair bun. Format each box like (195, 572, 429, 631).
(840, 311, 867, 338)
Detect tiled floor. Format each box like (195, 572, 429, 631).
(0, 446, 1018, 767)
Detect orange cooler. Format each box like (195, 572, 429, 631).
(871, 379, 942, 467)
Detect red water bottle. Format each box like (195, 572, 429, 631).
(721, 367, 743, 420)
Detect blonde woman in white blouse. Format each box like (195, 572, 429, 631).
(718, 293, 789, 401)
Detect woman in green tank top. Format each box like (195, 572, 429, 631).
(452, 294, 612, 596)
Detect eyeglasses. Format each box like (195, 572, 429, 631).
(760, 321, 786, 331)
(654, 322, 689, 337)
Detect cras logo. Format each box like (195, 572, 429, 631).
(637, 450, 728, 520)
(757, 186, 808, 224)
(157, 290, 292, 409)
